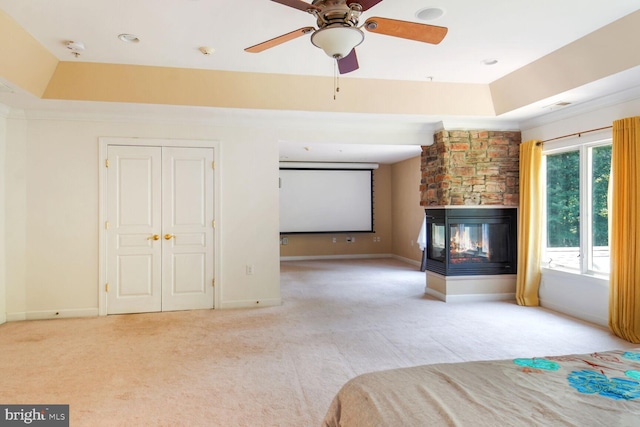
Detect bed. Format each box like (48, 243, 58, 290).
(323, 348, 640, 426)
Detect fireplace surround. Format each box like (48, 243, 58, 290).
(420, 128, 521, 302)
(425, 208, 517, 276)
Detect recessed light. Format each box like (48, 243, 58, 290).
(118, 33, 140, 43)
(416, 7, 444, 21)
(483, 58, 498, 65)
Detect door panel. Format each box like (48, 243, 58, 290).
(117, 255, 154, 296)
(172, 253, 206, 293)
(161, 147, 215, 311)
(107, 146, 162, 314)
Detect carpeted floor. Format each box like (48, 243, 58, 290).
(0, 258, 635, 426)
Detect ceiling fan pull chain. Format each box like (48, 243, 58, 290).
(334, 60, 340, 100)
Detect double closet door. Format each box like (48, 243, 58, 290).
(106, 145, 214, 314)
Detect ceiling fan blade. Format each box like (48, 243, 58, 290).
(245, 27, 315, 53)
(364, 17, 448, 45)
(347, 0, 383, 12)
(271, 0, 320, 12)
(337, 49, 359, 74)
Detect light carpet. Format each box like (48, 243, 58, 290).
(0, 258, 634, 426)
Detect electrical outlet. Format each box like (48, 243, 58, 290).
(246, 264, 254, 275)
(281, 237, 288, 245)
(332, 237, 336, 243)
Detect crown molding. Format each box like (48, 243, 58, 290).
(434, 119, 521, 132)
(0, 103, 11, 118)
(19, 103, 439, 136)
(519, 84, 640, 130)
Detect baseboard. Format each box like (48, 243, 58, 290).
(0, 313, 6, 325)
(540, 299, 608, 327)
(425, 287, 515, 303)
(443, 293, 516, 303)
(7, 308, 99, 322)
(280, 254, 393, 261)
(424, 287, 446, 301)
(217, 297, 282, 309)
(390, 254, 422, 268)
(7, 312, 27, 322)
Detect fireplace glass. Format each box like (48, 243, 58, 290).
(449, 223, 510, 264)
(429, 223, 446, 261)
(425, 208, 517, 276)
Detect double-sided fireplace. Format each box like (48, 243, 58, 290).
(425, 208, 517, 276)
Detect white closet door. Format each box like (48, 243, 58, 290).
(106, 145, 215, 314)
(161, 147, 215, 311)
(106, 146, 162, 314)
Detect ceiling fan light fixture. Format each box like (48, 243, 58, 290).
(311, 26, 364, 59)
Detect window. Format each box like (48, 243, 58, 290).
(542, 141, 611, 275)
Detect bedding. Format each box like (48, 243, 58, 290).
(323, 348, 640, 426)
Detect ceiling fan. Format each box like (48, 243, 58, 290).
(245, 0, 448, 74)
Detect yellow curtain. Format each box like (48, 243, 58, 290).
(516, 140, 543, 306)
(609, 116, 640, 343)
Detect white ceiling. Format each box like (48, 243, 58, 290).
(1, 0, 639, 163)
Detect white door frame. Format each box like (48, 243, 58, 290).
(98, 137, 221, 316)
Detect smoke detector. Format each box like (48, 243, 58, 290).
(199, 46, 215, 55)
(66, 41, 85, 57)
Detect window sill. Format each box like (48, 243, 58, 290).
(541, 266, 609, 286)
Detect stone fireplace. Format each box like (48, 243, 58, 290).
(421, 129, 521, 302)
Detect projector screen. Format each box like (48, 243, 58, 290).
(279, 169, 373, 234)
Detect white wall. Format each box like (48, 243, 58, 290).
(0, 106, 7, 324)
(5, 112, 27, 319)
(521, 90, 640, 326)
(3, 111, 282, 319)
(1, 106, 429, 320)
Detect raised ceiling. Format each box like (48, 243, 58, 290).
(0, 1, 639, 163)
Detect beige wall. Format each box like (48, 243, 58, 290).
(391, 156, 424, 263)
(279, 157, 425, 264)
(279, 165, 392, 257)
(490, 10, 640, 116)
(0, 10, 58, 97)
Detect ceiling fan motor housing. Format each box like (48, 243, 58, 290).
(312, 0, 362, 29)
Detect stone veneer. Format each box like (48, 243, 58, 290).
(421, 130, 521, 206)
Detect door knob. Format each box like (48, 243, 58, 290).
(147, 234, 160, 241)
(164, 234, 175, 240)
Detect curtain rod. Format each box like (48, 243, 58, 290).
(536, 125, 612, 145)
